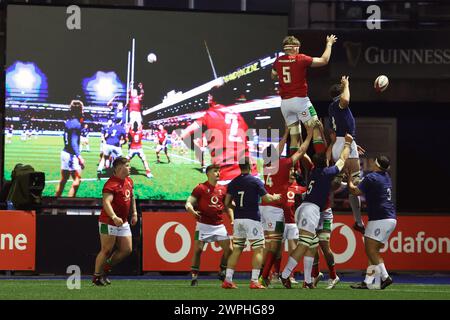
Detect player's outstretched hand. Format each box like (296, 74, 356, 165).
(273, 193, 281, 201)
(327, 35, 337, 45)
(138, 82, 143, 89)
(78, 156, 85, 170)
(112, 216, 124, 227)
(357, 144, 366, 156)
(341, 75, 349, 87)
(344, 133, 353, 144)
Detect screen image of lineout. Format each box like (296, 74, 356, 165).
(4, 5, 288, 200)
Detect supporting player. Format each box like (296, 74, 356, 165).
(127, 121, 153, 178)
(98, 120, 113, 169)
(259, 125, 313, 287)
(93, 157, 138, 286)
(193, 134, 208, 172)
(55, 100, 85, 197)
(98, 118, 126, 177)
(185, 164, 233, 286)
(347, 156, 396, 290)
(328, 76, 366, 233)
(80, 123, 90, 152)
(280, 134, 353, 289)
(271, 35, 337, 158)
(223, 158, 281, 289)
(156, 124, 170, 164)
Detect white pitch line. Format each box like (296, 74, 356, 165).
(46, 177, 108, 184)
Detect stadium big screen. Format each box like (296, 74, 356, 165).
(4, 5, 288, 200)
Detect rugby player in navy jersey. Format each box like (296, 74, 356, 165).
(80, 123, 90, 152)
(55, 100, 85, 197)
(347, 156, 396, 290)
(328, 76, 366, 233)
(222, 158, 281, 289)
(280, 134, 353, 289)
(97, 119, 127, 175)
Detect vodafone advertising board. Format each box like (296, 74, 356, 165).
(142, 212, 450, 272)
(0, 211, 36, 270)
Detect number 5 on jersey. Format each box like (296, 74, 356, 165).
(282, 66, 291, 84)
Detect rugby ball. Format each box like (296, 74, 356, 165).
(374, 75, 389, 92)
(147, 53, 157, 63)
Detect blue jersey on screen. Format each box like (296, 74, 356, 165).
(227, 174, 267, 221)
(105, 124, 126, 147)
(113, 103, 127, 124)
(81, 127, 90, 137)
(63, 118, 82, 156)
(304, 166, 340, 210)
(358, 171, 396, 221)
(8, 128, 13, 134)
(328, 97, 356, 138)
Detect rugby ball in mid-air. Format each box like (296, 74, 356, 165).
(374, 75, 389, 92)
(147, 53, 157, 63)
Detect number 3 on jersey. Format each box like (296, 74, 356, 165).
(282, 66, 291, 84)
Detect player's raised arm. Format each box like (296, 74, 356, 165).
(340, 76, 350, 108)
(138, 82, 144, 99)
(335, 133, 353, 172)
(262, 193, 281, 203)
(276, 126, 290, 157)
(311, 35, 337, 68)
(291, 124, 314, 164)
(347, 168, 364, 196)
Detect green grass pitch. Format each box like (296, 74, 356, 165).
(0, 279, 449, 300)
(4, 135, 217, 200)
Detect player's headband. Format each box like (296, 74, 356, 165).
(375, 158, 390, 171)
(283, 45, 300, 50)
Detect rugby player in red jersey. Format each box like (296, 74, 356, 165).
(93, 157, 137, 286)
(180, 92, 258, 184)
(128, 82, 144, 126)
(156, 124, 170, 163)
(127, 121, 153, 178)
(258, 125, 313, 287)
(185, 164, 233, 286)
(272, 35, 337, 157)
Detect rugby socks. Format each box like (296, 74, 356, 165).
(328, 264, 337, 280)
(312, 139, 326, 154)
(273, 257, 281, 274)
(251, 269, 260, 283)
(225, 268, 234, 283)
(281, 256, 298, 279)
(303, 256, 314, 284)
(191, 266, 199, 279)
(378, 263, 389, 281)
(312, 262, 319, 278)
(349, 194, 364, 227)
(261, 251, 275, 279)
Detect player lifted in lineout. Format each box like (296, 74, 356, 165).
(55, 100, 85, 197)
(329, 76, 366, 233)
(272, 35, 337, 158)
(127, 121, 153, 179)
(128, 82, 144, 126)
